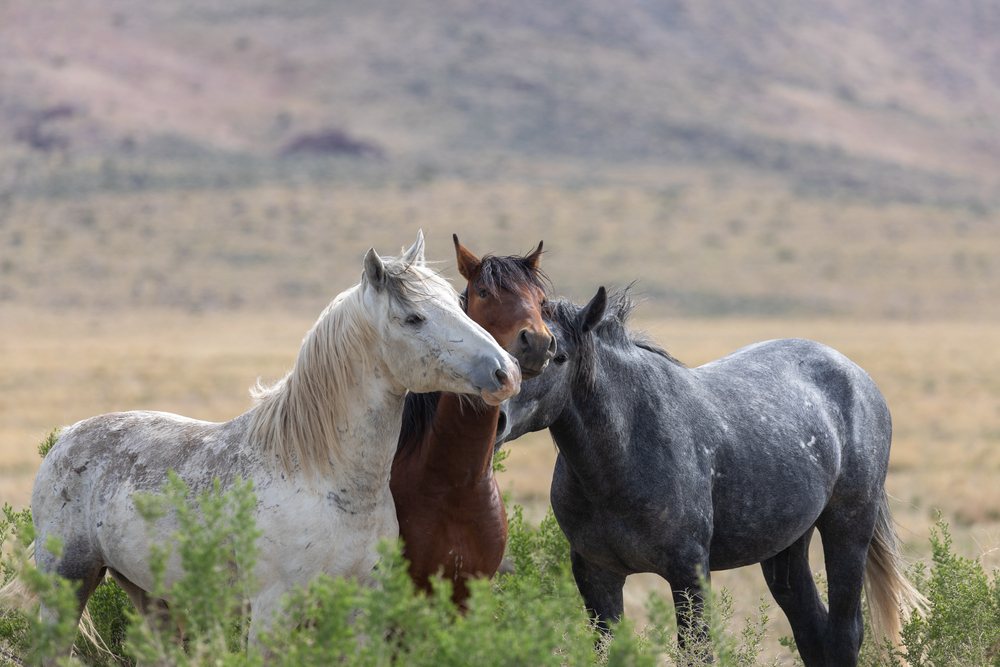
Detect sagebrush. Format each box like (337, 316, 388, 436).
(2, 475, 998, 666)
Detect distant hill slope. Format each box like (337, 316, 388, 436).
(2, 0, 999, 190)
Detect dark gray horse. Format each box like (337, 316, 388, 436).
(495, 287, 924, 666)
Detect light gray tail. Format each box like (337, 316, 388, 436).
(864, 492, 928, 649)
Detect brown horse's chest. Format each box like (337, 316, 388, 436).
(396, 476, 507, 601)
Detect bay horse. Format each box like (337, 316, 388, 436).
(391, 235, 554, 605)
(495, 286, 925, 666)
(20, 232, 522, 657)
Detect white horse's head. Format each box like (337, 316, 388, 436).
(362, 231, 521, 405)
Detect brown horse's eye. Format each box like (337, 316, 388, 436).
(477, 288, 489, 299)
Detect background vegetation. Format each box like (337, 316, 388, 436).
(5, 470, 1000, 666)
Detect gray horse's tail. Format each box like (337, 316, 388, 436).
(864, 491, 928, 650)
(0, 540, 112, 661)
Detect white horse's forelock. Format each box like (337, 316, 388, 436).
(247, 257, 443, 481)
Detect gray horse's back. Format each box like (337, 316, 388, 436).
(690, 338, 891, 569)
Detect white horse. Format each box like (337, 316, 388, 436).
(24, 231, 521, 654)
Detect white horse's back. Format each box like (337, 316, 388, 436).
(33, 411, 256, 590)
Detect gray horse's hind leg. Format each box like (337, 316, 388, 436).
(760, 528, 828, 667)
(817, 512, 874, 667)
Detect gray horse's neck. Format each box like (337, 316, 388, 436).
(551, 342, 691, 494)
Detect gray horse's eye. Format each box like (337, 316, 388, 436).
(554, 353, 569, 365)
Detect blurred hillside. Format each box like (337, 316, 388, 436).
(1, 0, 998, 318)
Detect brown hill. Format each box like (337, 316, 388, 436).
(2, 0, 999, 189)
(1, 0, 998, 320)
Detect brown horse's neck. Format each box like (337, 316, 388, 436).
(419, 393, 499, 486)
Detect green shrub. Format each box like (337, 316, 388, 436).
(0, 503, 33, 662)
(892, 520, 1000, 667)
(8, 475, 1000, 666)
(37, 429, 59, 460)
(124, 471, 261, 667)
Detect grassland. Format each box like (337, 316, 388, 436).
(3, 166, 998, 320)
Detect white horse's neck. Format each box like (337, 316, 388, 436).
(248, 286, 406, 492)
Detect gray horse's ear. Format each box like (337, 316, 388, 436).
(364, 247, 386, 289)
(580, 286, 607, 333)
(402, 230, 426, 267)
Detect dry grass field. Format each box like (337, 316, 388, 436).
(3, 172, 998, 320)
(3, 299, 999, 661)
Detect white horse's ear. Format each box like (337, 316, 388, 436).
(580, 286, 607, 333)
(402, 230, 426, 267)
(364, 247, 387, 289)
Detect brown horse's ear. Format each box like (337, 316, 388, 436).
(453, 234, 481, 281)
(526, 240, 544, 270)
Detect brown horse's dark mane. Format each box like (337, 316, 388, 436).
(395, 251, 550, 461)
(473, 251, 552, 299)
(395, 390, 442, 460)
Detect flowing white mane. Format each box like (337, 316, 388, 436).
(248, 256, 437, 480)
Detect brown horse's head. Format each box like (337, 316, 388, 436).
(453, 234, 555, 380)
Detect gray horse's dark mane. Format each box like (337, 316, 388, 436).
(547, 286, 684, 392)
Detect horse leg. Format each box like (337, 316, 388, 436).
(246, 584, 286, 660)
(570, 549, 625, 632)
(664, 556, 712, 658)
(33, 534, 107, 666)
(817, 515, 873, 666)
(760, 528, 828, 667)
(107, 568, 172, 632)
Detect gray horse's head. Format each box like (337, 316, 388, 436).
(494, 286, 607, 447)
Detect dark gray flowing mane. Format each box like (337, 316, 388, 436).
(546, 286, 684, 392)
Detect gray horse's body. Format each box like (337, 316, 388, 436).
(496, 288, 921, 667)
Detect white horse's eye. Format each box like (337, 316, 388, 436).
(405, 314, 425, 326)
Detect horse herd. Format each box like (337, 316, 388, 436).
(13, 232, 924, 666)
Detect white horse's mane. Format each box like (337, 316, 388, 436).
(248, 256, 437, 480)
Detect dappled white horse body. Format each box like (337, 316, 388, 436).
(29, 232, 520, 649)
